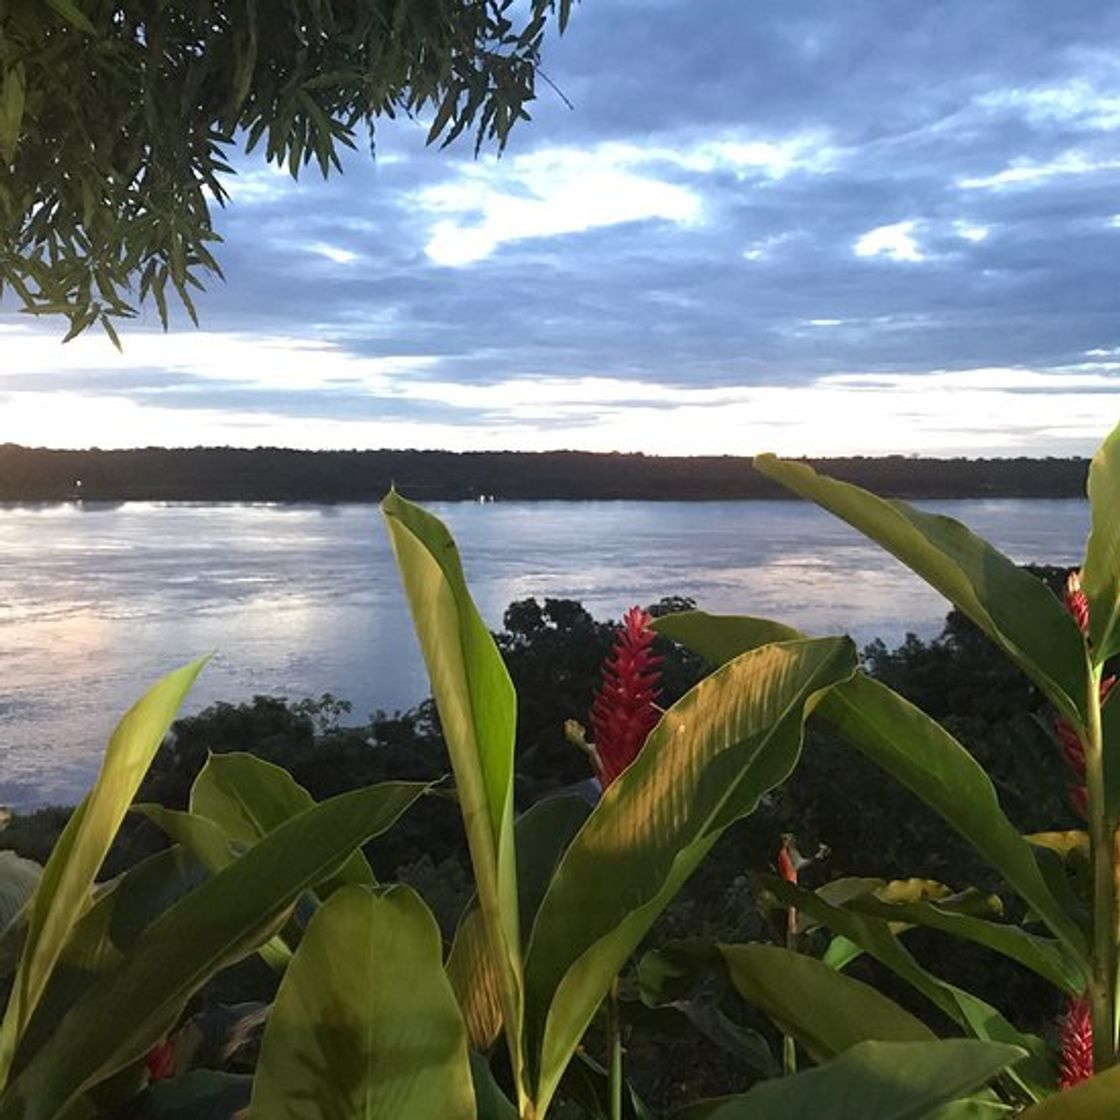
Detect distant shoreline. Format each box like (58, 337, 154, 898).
(0, 444, 1090, 503)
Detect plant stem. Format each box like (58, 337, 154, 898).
(1085, 664, 1118, 1071)
(608, 978, 623, 1120)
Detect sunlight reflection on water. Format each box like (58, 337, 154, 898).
(0, 497, 1089, 807)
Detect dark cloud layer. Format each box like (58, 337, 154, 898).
(4, 0, 1120, 454)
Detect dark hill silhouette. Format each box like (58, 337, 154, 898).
(0, 444, 1089, 502)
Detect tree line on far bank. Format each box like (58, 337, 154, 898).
(0, 444, 1091, 502)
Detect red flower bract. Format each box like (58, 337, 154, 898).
(145, 1038, 176, 1081)
(589, 606, 663, 788)
(1059, 994, 1093, 1089)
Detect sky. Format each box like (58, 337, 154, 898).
(4, 0, 1120, 456)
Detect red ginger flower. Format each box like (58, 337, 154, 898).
(589, 606, 663, 788)
(1059, 994, 1093, 1089)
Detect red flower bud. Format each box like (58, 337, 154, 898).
(1065, 571, 1090, 636)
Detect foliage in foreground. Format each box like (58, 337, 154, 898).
(0, 424, 1117, 1116)
(0, 0, 575, 341)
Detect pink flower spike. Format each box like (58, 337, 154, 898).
(1059, 995, 1093, 1090)
(589, 606, 663, 788)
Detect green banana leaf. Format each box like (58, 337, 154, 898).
(753, 454, 1089, 724)
(448, 796, 591, 1051)
(252, 884, 474, 1119)
(718, 943, 935, 1063)
(13, 846, 207, 1074)
(136, 804, 293, 970)
(0, 781, 426, 1120)
(654, 612, 1089, 964)
(133, 807, 234, 873)
(1018, 1057, 1120, 1117)
(668, 1039, 1024, 1120)
(382, 490, 524, 1095)
(1082, 421, 1120, 664)
(0, 853, 40, 946)
(826, 880, 1083, 993)
(0, 657, 208, 1085)
(764, 876, 1054, 1099)
(126, 1070, 251, 1119)
(447, 901, 504, 1051)
(190, 750, 374, 889)
(523, 636, 857, 1113)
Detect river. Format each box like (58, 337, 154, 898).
(0, 497, 1089, 807)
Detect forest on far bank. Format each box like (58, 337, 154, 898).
(0, 443, 1092, 502)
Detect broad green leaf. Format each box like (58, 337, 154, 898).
(471, 1052, 519, 1120)
(13, 846, 207, 1073)
(0, 853, 40, 943)
(764, 876, 1054, 1100)
(1082, 421, 1120, 663)
(133, 806, 233, 873)
(718, 943, 935, 1063)
(657, 612, 1088, 963)
(652, 613, 801, 661)
(252, 885, 474, 1120)
(834, 881, 1084, 993)
(190, 751, 373, 887)
(524, 636, 857, 1113)
(125, 1070, 250, 1119)
(821, 674, 1088, 962)
(0, 657, 207, 1084)
(0, 782, 425, 1120)
(448, 796, 591, 1052)
(754, 455, 1089, 723)
(447, 901, 504, 1051)
(382, 492, 523, 1092)
(668, 1039, 1024, 1120)
(515, 795, 592, 945)
(1018, 1056, 1120, 1117)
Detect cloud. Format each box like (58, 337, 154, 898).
(853, 221, 925, 263)
(5, 0, 1120, 457)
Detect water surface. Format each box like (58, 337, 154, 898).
(0, 498, 1089, 807)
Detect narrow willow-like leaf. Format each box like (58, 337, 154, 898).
(1082, 421, 1120, 664)
(754, 455, 1089, 723)
(656, 612, 1088, 963)
(0, 657, 207, 1085)
(190, 751, 373, 887)
(719, 943, 935, 1063)
(524, 636, 857, 1113)
(381, 491, 524, 1094)
(252, 885, 474, 1119)
(0, 782, 426, 1120)
(668, 1039, 1024, 1120)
